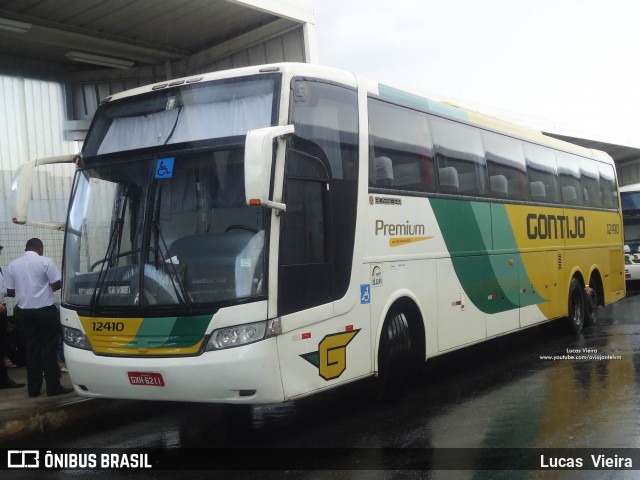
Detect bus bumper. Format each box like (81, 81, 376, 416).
(64, 338, 284, 404)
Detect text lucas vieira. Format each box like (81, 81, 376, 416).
(540, 454, 632, 468)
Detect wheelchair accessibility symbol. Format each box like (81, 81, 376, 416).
(155, 157, 175, 179)
(360, 284, 370, 304)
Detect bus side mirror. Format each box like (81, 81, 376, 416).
(12, 154, 78, 230)
(244, 125, 294, 212)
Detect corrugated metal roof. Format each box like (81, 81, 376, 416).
(544, 132, 640, 166)
(0, 0, 312, 76)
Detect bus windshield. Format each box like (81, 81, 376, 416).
(82, 74, 278, 157)
(62, 74, 279, 314)
(63, 149, 266, 312)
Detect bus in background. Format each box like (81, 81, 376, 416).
(620, 183, 640, 283)
(12, 63, 625, 404)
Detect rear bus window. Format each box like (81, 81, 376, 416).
(599, 163, 618, 209)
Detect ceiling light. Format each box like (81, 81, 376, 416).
(0, 17, 32, 33)
(65, 51, 134, 69)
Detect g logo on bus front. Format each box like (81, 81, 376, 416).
(300, 330, 360, 380)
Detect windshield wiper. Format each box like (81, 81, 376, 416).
(89, 217, 125, 313)
(151, 185, 192, 309)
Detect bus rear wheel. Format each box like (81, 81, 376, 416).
(584, 281, 599, 327)
(567, 277, 585, 334)
(377, 311, 412, 402)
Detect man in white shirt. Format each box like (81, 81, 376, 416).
(5, 238, 72, 397)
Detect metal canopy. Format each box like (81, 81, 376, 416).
(0, 0, 312, 80)
(544, 132, 640, 181)
(4, 1, 638, 174)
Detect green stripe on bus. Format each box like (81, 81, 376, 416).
(430, 199, 545, 313)
(490, 203, 547, 308)
(126, 315, 211, 349)
(378, 85, 469, 122)
(167, 316, 212, 348)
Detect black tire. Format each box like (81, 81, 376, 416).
(567, 277, 585, 334)
(377, 311, 412, 402)
(584, 280, 599, 327)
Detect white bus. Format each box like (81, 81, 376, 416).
(14, 63, 625, 403)
(620, 182, 640, 281)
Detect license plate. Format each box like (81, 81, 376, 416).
(128, 372, 165, 387)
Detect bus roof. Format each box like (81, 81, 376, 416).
(100, 62, 613, 166)
(371, 82, 613, 165)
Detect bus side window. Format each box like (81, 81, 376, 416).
(368, 97, 435, 192)
(599, 163, 618, 209)
(580, 159, 603, 208)
(482, 131, 528, 201)
(556, 152, 584, 206)
(524, 144, 560, 204)
(291, 79, 358, 181)
(431, 117, 487, 196)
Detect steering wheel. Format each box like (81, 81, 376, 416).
(225, 225, 259, 234)
(89, 249, 140, 271)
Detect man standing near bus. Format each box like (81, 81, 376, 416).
(5, 238, 72, 397)
(0, 244, 24, 389)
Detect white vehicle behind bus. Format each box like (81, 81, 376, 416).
(620, 183, 640, 284)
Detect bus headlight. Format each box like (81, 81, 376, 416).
(62, 326, 92, 350)
(206, 319, 281, 351)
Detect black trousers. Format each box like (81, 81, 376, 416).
(14, 305, 61, 396)
(0, 307, 9, 385)
(0, 307, 5, 353)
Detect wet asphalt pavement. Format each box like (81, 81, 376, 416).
(6, 292, 640, 479)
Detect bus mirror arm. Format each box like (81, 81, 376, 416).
(264, 200, 287, 214)
(12, 153, 78, 229)
(245, 125, 294, 213)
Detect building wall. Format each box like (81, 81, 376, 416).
(194, 26, 306, 72)
(0, 75, 77, 313)
(618, 161, 640, 187)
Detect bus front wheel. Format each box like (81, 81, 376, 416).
(567, 277, 585, 334)
(377, 311, 412, 402)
